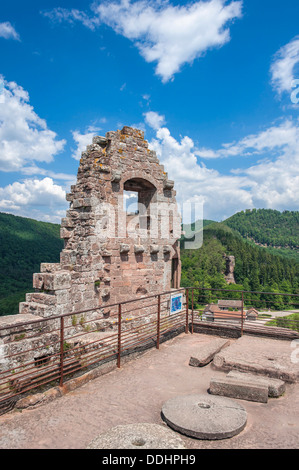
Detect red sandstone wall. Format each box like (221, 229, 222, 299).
(19, 127, 181, 320)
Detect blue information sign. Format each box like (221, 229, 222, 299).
(170, 293, 183, 315)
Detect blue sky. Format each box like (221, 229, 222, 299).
(0, 0, 299, 223)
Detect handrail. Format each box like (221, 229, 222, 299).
(0, 285, 298, 416)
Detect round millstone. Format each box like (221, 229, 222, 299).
(161, 394, 247, 440)
(86, 423, 187, 449)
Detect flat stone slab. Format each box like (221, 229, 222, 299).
(227, 370, 286, 398)
(213, 335, 299, 383)
(161, 394, 247, 440)
(0, 314, 44, 338)
(210, 376, 269, 403)
(86, 423, 186, 449)
(189, 338, 230, 367)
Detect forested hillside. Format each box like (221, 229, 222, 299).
(0, 213, 63, 316)
(223, 209, 299, 260)
(180, 221, 299, 309)
(0, 210, 298, 316)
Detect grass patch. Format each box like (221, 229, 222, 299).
(266, 313, 299, 332)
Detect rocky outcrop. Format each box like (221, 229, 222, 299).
(223, 254, 236, 284)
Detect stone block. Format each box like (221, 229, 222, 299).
(163, 179, 174, 190)
(189, 338, 230, 367)
(66, 192, 74, 202)
(61, 217, 75, 228)
(92, 136, 108, 147)
(150, 244, 159, 254)
(73, 198, 92, 209)
(134, 245, 145, 254)
(40, 263, 61, 273)
(72, 199, 84, 209)
(120, 243, 130, 254)
(209, 376, 269, 403)
(98, 164, 110, 173)
(33, 271, 71, 291)
(212, 335, 299, 383)
(101, 249, 112, 257)
(100, 288, 110, 299)
(0, 314, 44, 339)
(226, 370, 286, 398)
(32, 274, 44, 290)
(55, 289, 70, 305)
(60, 227, 73, 239)
(111, 170, 121, 182)
(19, 302, 52, 318)
(26, 293, 57, 306)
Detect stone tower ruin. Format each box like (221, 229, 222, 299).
(19, 126, 181, 319)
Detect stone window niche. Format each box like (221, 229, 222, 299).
(123, 178, 156, 237)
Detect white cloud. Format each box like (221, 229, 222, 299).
(0, 177, 67, 223)
(271, 36, 299, 95)
(145, 115, 299, 221)
(71, 126, 102, 160)
(238, 133, 299, 211)
(0, 77, 66, 172)
(197, 120, 299, 159)
(20, 164, 76, 183)
(41, 7, 100, 31)
(144, 111, 165, 130)
(147, 125, 252, 221)
(0, 21, 20, 41)
(44, 0, 242, 83)
(94, 0, 243, 82)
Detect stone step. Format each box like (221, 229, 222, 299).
(26, 292, 57, 306)
(189, 338, 230, 367)
(209, 375, 269, 403)
(19, 302, 52, 318)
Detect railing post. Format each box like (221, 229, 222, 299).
(59, 316, 64, 387)
(117, 304, 122, 368)
(191, 289, 194, 334)
(241, 291, 244, 336)
(185, 288, 189, 334)
(157, 294, 161, 349)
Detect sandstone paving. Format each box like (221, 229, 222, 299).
(213, 335, 299, 383)
(0, 332, 299, 449)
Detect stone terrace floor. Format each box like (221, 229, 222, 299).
(0, 332, 299, 449)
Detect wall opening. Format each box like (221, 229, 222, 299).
(123, 190, 139, 215)
(171, 257, 179, 288)
(124, 178, 156, 235)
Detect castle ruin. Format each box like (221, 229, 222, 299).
(19, 126, 182, 320)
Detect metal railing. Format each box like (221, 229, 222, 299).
(0, 288, 187, 414)
(186, 287, 299, 338)
(0, 286, 298, 415)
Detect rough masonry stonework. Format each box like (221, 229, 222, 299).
(19, 126, 182, 321)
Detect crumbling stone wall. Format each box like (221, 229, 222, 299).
(19, 126, 181, 320)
